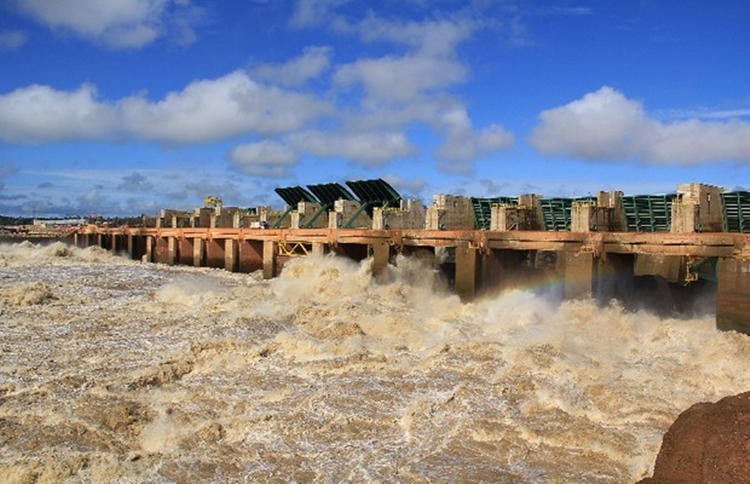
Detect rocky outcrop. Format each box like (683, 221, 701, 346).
(637, 391, 750, 484)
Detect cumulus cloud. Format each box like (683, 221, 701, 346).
(334, 54, 467, 104)
(326, 13, 513, 171)
(356, 16, 474, 57)
(228, 140, 299, 177)
(0, 29, 28, 51)
(436, 124, 514, 173)
(431, 104, 514, 172)
(251, 46, 332, 87)
(528, 86, 750, 165)
(120, 71, 332, 142)
(12, 0, 200, 49)
(0, 71, 331, 144)
(289, 0, 350, 28)
(289, 130, 417, 166)
(0, 83, 117, 143)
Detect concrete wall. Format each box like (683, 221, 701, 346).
(426, 195, 475, 230)
(192, 207, 216, 228)
(291, 202, 324, 229)
(157, 210, 192, 228)
(491, 206, 536, 231)
(372, 199, 425, 229)
(329, 200, 371, 229)
(671, 183, 724, 233)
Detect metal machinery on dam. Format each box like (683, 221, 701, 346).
(74, 180, 750, 335)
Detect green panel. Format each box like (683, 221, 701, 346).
(307, 183, 355, 206)
(721, 191, 750, 233)
(274, 186, 318, 206)
(539, 197, 595, 231)
(345, 179, 401, 205)
(540, 198, 572, 231)
(621, 194, 675, 232)
(345, 179, 402, 218)
(471, 197, 517, 230)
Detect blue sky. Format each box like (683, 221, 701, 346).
(0, 0, 749, 217)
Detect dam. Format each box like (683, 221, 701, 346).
(74, 180, 750, 334)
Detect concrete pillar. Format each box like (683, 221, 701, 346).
(193, 238, 205, 267)
(372, 241, 390, 279)
(145, 236, 154, 263)
(717, 258, 750, 333)
(312, 242, 327, 256)
(167, 237, 177, 265)
(263, 240, 277, 279)
(561, 251, 594, 299)
(239, 240, 264, 273)
(455, 245, 477, 301)
(225, 239, 238, 272)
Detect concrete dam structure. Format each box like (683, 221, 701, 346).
(75, 180, 750, 335)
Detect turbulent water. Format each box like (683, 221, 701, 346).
(1, 241, 749, 483)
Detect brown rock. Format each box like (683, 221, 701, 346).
(637, 391, 750, 484)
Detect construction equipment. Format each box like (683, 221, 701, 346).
(203, 196, 223, 209)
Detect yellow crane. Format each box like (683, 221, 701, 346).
(203, 196, 223, 209)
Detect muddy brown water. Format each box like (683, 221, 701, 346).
(1, 241, 748, 483)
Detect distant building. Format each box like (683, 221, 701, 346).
(33, 218, 86, 228)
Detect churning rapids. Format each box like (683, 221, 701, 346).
(1, 241, 749, 483)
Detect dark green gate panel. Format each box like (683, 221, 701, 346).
(721, 191, 750, 233)
(471, 197, 517, 230)
(621, 194, 675, 232)
(307, 183, 355, 206)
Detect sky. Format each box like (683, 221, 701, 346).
(0, 0, 749, 218)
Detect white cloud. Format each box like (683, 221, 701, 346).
(228, 140, 299, 177)
(251, 46, 332, 87)
(358, 16, 474, 56)
(289, 0, 350, 28)
(436, 123, 514, 173)
(290, 130, 417, 166)
(326, 13, 512, 171)
(334, 54, 467, 104)
(0, 83, 117, 143)
(0, 29, 28, 51)
(0, 71, 332, 144)
(528, 86, 750, 165)
(120, 71, 332, 142)
(12, 0, 200, 49)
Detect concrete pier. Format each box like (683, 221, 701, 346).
(74, 225, 750, 334)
